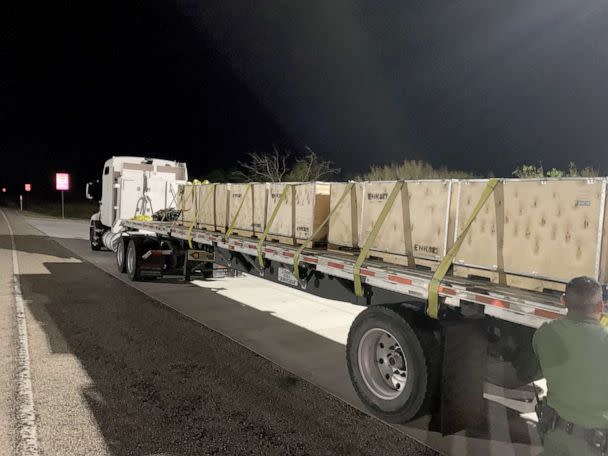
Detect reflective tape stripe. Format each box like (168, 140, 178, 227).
(438, 286, 457, 296)
(388, 274, 412, 285)
(475, 295, 509, 308)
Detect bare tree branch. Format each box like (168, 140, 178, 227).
(235, 148, 290, 182)
(285, 148, 341, 181)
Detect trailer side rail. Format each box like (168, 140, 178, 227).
(122, 220, 565, 328)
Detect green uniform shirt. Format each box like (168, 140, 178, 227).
(533, 314, 608, 429)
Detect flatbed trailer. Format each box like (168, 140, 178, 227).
(118, 218, 563, 432)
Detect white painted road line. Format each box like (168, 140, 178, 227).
(1, 209, 40, 456)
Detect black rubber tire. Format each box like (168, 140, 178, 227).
(346, 306, 439, 423)
(116, 236, 128, 273)
(89, 221, 102, 251)
(126, 238, 142, 281)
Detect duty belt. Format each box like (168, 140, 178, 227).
(551, 412, 608, 454)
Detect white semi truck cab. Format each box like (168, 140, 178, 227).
(86, 156, 188, 251)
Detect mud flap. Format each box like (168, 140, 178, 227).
(439, 320, 487, 435)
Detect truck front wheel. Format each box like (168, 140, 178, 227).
(346, 306, 439, 423)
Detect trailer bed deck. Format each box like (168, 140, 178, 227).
(123, 219, 565, 328)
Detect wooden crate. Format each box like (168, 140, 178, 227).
(358, 180, 454, 267)
(226, 183, 268, 236)
(227, 183, 252, 234)
(328, 182, 363, 250)
(452, 178, 608, 291)
(196, 184, 217, 231)
(178, 183, 198, 225)
(266, 182, 331, 244)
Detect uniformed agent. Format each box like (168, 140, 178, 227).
(533, 276, 608, 455)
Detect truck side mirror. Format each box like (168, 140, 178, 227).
(86, 180, 101, 201)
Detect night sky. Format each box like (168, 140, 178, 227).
(4, 0, 608, 199)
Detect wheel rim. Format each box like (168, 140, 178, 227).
(127, 243, 136, 274)
(117, 242, 124, 267)
(358, 328, 408, 400)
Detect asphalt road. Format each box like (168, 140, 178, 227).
(0, 209, 439, 456)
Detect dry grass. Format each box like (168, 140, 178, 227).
(359, 160, 477, 180)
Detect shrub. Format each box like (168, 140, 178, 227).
(359, 160, 476, 180)
(512, 162, 599, 178)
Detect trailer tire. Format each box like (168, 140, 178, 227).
(116, 236, 128, 273)
(346, 306, 438, 423)
(126, 238, 142, 281)
(89, 221, 103, 251)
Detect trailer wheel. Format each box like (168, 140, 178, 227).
(346, 306, 438, 423)
(89, 221, 102, 251)
(116, 236, 128, 273)
(126, 238, 142, 281)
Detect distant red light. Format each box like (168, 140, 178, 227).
(25, 183, 31, 192)
(1, 188, 6, 193)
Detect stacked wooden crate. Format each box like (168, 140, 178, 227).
(328, 178, 608, 292)
(177, 183, 198, 225)
(196, 183, 218, 231)
(225, 183, 268, 236)
(328, 180, 453, 269)
(179, 178, 608, 292)
(451, 178, 608, 291)
(328, 183, 362, 250)
(265, 182, 331, 245)
(176, 181, 332, 245)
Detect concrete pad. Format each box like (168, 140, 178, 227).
(25, 216, 89, 240)
(25, 215, 543, 456)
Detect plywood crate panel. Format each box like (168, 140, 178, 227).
(328, 182, 363, 249)
(227, 183, 253, 233)
(226, 183, 267, 235)
(358, 180, 453, 265)
(266, 182, 331, 242)
(453, 178, 607, 290)
(266, 183, 295, 239)
(178, 183, 198, 225)
(196, 184, 217, 230)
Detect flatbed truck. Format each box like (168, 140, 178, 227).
(88, 157, 562, 433)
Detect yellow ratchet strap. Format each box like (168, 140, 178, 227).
(187, 183, 215, 249)
(353, 181, 404, 297)
(225, 183, 253, 238)
(257, 185, 290, 267)
(293, 182, 354, 280)
(427, 178, 499, 319)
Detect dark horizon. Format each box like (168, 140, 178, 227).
(4, 0, 608, 199)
